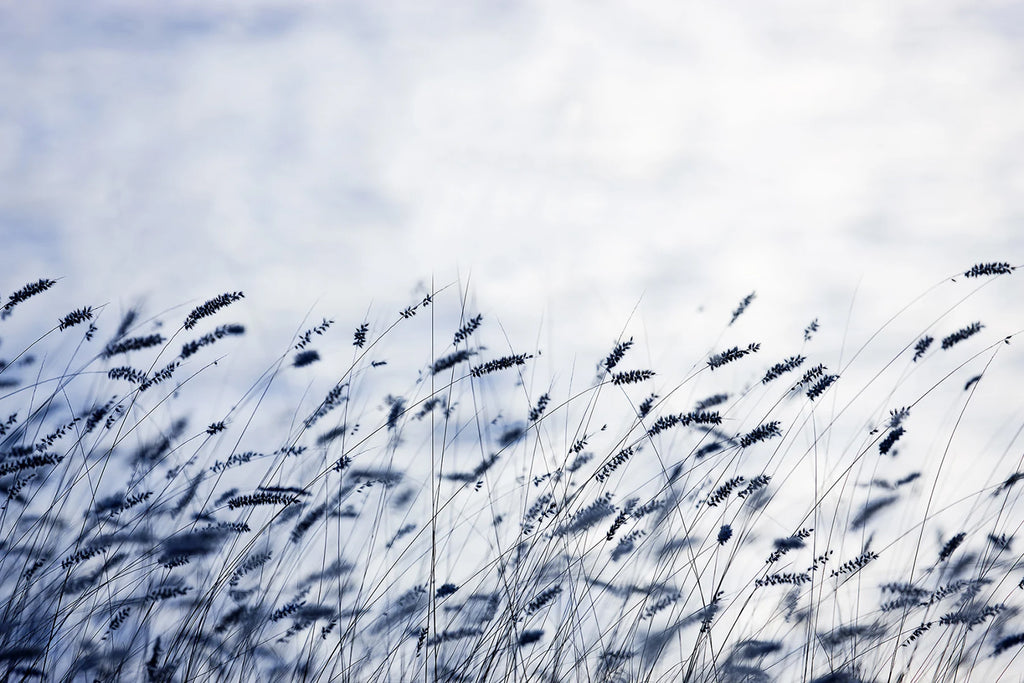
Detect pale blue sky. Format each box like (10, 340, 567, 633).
(2, 10, 1023, 664)
(2, 0, 1022, 375)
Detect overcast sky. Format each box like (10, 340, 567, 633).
(2, 0, 1022, 389)
(5, 8, 1024, 679)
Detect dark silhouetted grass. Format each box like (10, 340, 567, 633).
(0, 263, 1021, 682)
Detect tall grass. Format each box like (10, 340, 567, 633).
(0, 263, 1022, 682)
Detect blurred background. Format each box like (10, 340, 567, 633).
(1, 0, 1022, 409)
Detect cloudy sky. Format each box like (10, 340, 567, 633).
(4, 7, 1024, 679)
(2, 0, 1022, 381)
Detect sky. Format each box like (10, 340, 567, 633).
(4, 8, 1024, 680)
(1, 0, 1023, 402)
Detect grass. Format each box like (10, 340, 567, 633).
(0, 262, 1022, 682)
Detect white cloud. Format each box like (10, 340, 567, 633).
(0, 0, 1021, 370)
